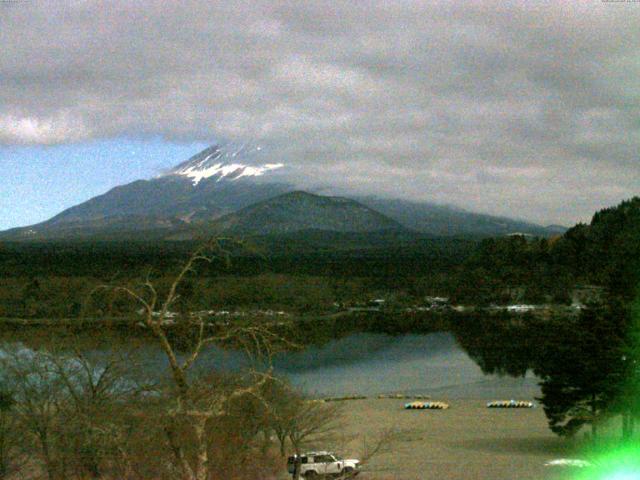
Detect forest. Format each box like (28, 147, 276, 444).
(1, 197, 638, 319)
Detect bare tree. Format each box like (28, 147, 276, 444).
(264, 381, 344, 458)
(280, 402, 401, 480)
(48, 348, 147, 479)
(287, 401, 343, 458)
(358, 427, 401, 467)
(0, 389, 18, 479)
(335, 427, 403, 480)
(96, 238, 288, 480)
(0, 344, 145, 480)
(1, 347, 68, 480)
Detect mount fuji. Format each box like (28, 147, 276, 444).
(0, 144, 565, 241)
(0, 144, 295, 240)
(169, 145, 284, 186)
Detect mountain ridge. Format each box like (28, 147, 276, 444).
(0, 145, 566, 241)
(357, 197, 566, 238)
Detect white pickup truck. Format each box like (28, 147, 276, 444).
(287, 451, 361, 478)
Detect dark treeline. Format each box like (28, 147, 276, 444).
(1, 196, 640, 321)
(452, 301, 636, 439)
(459, 196, 640, 304)
(0, 237, 477, 319)
(452, 197, 640, 440)
(0, 236, 475, 278)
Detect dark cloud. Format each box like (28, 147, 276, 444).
(1, 0, 639, 224)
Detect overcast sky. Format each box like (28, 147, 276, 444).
(1, 0, 639, 229)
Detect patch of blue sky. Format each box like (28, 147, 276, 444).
(0, 137, 208, 230)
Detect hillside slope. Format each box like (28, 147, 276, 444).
(359, 197, 566, 237)
(209, 191, 406, 236)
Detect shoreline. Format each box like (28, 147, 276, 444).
(335, 398, 576, 480)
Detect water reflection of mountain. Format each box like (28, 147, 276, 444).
(271, 332, 541, 399)
(0, 330, 543, 399)
(273, 332, 458, 372)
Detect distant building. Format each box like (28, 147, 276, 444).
(367, 299, 386, 307)
(424, 296, 451, 310)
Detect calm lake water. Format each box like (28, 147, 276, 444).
(115, 331, 539, 399)
(2, 331, 540, 400)
(273, 332, 540, 399)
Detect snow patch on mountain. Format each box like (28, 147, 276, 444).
(168, 144, 284, 186)
(176, 162, 284, 186)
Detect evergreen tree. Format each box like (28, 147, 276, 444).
(535, 301, 628, 438)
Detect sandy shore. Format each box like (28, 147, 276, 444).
(336, 398, 577, 480)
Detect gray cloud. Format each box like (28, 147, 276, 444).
(1, 0, 639, 224)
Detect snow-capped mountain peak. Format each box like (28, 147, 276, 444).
(168, 144, 284, 186)
(176, 162, 284, 186)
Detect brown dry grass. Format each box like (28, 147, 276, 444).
(335, 398, 578, 480)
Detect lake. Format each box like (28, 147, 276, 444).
(273, 332, 540, 399)
(68, 330, 539, 399)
